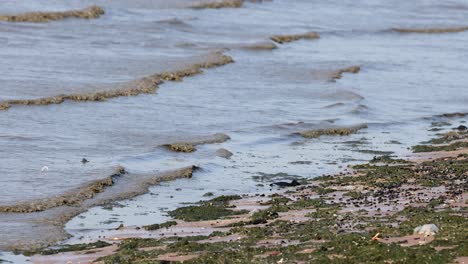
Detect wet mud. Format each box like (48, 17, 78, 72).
(0, 5, 104, 23)
(295, 124, 367, 138)
(270, 32, 320, 44)
(163, 133, 230, 153)
(392, 27, 468, 34)
(0, 52, 234, 111)
(328, 65, 361, 82)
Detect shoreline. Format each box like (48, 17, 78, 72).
(21, 128, 467, 263)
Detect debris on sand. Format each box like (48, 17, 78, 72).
(0, 5, 104, 23)
(392, 27, 468, 34)
(270, 32, 320, 44)
(329, 65, 361, 82)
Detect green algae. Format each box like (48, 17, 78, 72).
(24, 241, 111, 256)
(412, 142, 468, 153)
(168, 195, 247, 221)
(143, 221, 177, 231)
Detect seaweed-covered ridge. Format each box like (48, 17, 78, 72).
(392, 26, 468, 34)
(295, 124, 367, 138)
(190, 0, 244, 9)
(0, 52, 234, 111)
(270, 32, 320, 44)
(163, 133, 231, 153)
(329, 65, 361, 82)
(0, 5, 104, 23)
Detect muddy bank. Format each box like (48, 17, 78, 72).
(295, 124, 367, 138)
(163, 133, 230, 153)
(0, 166, 199, 251)
(392, 27, 468, 34)
(270, 32, 320, 44)
(0, 5, 104, 23)
(33, 136, 467, 263)
(190, 0, 244, 9)
(329, 65, 361, 82)
(0, 52, 234, 111)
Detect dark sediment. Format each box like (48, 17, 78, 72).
(0, 52, 234, 111)
(295, 124, 367, 138)
(270, 32, 320, 44)
(329, 65, 361, 82)
(163, 133, 231, 153)
(392, 27, 468, 34)
(0, 5, 104, 23)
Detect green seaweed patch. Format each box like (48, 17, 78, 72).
(252, 172, 305, 183)
(168, 195, 247, 221)
(25, 241, 111, 256)
(369, 155, 412, 164)
(143, 220, 177, 231)
(431, 121, 452, 127)
(355, 149, 395, 155)
(202, 192, 214, 197)
(412, 141, 468, 153)
(424, 131, 467, 144)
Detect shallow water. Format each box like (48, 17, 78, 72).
(0, 0, 467, 252)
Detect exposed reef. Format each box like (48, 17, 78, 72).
(0, 52, 234, 111)
(270, 32, 320, 44)
(0, 5, 104, 23)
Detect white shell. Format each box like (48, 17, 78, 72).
(414, 224, 439, 236)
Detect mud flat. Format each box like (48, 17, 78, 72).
(0, 52, 233, 111)
(270, 32, 320, 44)
(392, 27, 468, 34)
(26, 126, 468, 263)
(0, 5, 104, 23)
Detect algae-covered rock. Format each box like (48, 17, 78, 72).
(0, 5, 104, 23)
(270, 32, 320, 44)
(191, 0, 244, 9)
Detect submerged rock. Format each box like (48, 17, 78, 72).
(414, 224, 439, 236)
(270, 179, 301, 187)
(216, 148, 233, 158)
